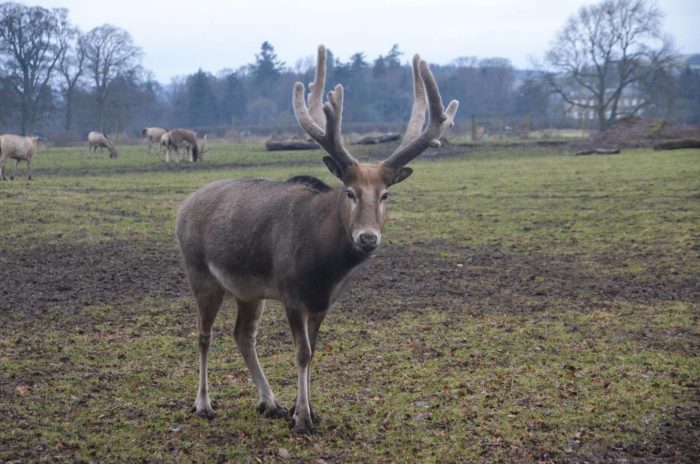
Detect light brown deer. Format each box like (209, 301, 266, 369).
(142, 127, 167, 154)
(176, 45, 458, 434)
(0, 134, 39, 180)
(161, 129, 207, 163)
(87, 131, 118, 158)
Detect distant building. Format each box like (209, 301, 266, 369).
(680, 54, 700, 71)
(566, 88, 645, 121)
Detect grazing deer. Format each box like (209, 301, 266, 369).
(142, 127, 167, 154)
(0, 134, 39, 180)
(87, 131, 118, 158)
(161, 129, 208, 163)
(176, 45, 458, 434)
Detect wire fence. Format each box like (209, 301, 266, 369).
(39, 115, 592, 147)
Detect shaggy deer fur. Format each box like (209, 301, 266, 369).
(0, 134, 39, 180)
(176, 45, 458, 434)
(87, 131, 118, 158)
(161, 129, 202, 163)
(142, 127, 167, 154)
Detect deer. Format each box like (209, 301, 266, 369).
(175, 45, 458, 435)
(161, 129, 207, 163)
(0, 134, 39, 180)
(87, 131, 118, 158)
(142, 127, 167, 154)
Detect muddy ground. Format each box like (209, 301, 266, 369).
(2, 234, 698, 462)
(3, 237, 698, 321)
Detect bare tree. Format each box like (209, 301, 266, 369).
(0, 3, 70, 134)
(57, 27, 86, 131)
(83, 24, 142, 131)
(544, 0, 675, 131)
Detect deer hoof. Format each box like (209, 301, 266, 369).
(289, 415, 316, 435)
(191, 404, 216, 421)
(257, 401, 288, 419)
(290, 404, 321, 424)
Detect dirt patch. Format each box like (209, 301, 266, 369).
(0, 239, 188, 314)
(579, 116, 700, 150)
(339, 242, 699, 319)
(3, 239, 697, 322)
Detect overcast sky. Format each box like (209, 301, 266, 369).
(21, 0, 700, 82)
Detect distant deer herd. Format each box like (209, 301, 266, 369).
(0, 126, 208, 180)
(1, 45, 459, 437)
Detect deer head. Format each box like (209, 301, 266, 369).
(293, 45, 459, 252)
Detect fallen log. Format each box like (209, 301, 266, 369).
(356, 133, 400, 145)
(575, 148, 621, 156)
(265, 139, 320, 151)
(653, 138, 700, 151)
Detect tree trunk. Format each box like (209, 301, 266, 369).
(356, 133, 400, 145)
(21, 72, 30, 136)
(64, 91, 73, 130)
(597, 107, 607, 132)
(575, 148, 621, 156)
(265, 139, 320, 151)
(653, 139, 700, 150)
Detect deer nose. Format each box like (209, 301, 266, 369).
(358, 233, 378, 251)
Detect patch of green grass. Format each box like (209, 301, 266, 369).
(1, 144, 698, 462)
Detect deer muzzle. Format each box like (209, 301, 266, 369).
(354, 230, 381, 252)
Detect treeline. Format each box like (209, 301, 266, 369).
(1, 2, 699, 139)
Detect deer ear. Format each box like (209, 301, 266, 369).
(322, 156, 343, 179)
(390, 167, 413, 185)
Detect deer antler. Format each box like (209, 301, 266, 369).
(383, 56, 459, 170)
(292, 45, 357, 172)
(199, 134, 210, 157)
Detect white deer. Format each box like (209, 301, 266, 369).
(0, 134, 39, 180)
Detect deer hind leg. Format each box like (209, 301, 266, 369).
(234, 298, 286, 419)
(188, 268, 225, 419)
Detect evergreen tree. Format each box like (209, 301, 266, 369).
(252, 41, 285, 83)
(187, 69, 218, 127)
(220, 72, 247, 125)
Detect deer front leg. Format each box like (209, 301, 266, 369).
(10, 159, 19, 180)
(290, 311, 326, 424)
(286, 305, 316, 434)
(234, 299, 287, 419)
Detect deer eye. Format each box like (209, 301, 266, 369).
(345, 190, 356, 201)
(380, 192, 390, 202)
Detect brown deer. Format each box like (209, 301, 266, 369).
(161, 129, 207, 163)
(176, 45, 458, 434)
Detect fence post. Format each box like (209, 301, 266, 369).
(522, 115, 530, 140)
(471, 114, 477, 142)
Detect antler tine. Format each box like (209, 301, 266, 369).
(384, 59, 459, 170)
(307, 45, 327, 128)
(395, 55, 427, 152)
(292, 45, 357, 169)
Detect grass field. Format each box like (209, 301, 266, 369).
(1, 142, 698, 462)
